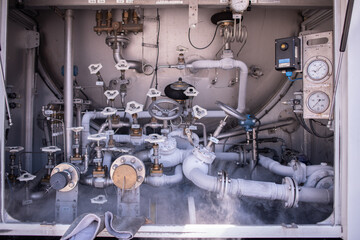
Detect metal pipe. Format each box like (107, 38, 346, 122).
(113, 42, 143, 73)
(64, 9, 74, 161)
(24, 48, 36, 172)
(43, 121, 51, 146)
(206, 115, 228, 150)
(187, 58, 248, 114)
(1, 0, 8, 222)
(76, 105, 82, 127)
(215, 119, 296, 140)
(194, 122, 207, 146)
(145, 164, 183, 187)
(37, 59, 62, 99)
(183, 153, 333, 205)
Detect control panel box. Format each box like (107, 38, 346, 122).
(302, 31, 333, 119)
(275, 36, 301, 71)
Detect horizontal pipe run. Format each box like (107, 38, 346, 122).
(145, 164, 183, 187)
(215, 119, 296, 140)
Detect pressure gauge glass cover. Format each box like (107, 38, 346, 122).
(307, 91, 330, 114)
(231, 0, 249, 12)
(307, 59, 329, 81)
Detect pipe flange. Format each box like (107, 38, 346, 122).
(106, 35, 130, 48)
(110, 155, 145, 190)
(283, 177, 299, 208)
(192, 146, 216, 164)
(217, 170, 230, 199)
(51, 163, 80, 192)
(237, 146, 248, 165)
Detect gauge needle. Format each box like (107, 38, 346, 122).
(312, 99, 321, 108)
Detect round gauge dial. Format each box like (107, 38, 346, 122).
(307, 59, 329, 81)
(307, 91, 330, 114)
(231, 0, 249, 12)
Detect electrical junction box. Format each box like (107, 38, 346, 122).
(275, 36, 301, 71)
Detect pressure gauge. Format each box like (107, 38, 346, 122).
(305, 56, 332, 82)
(231, 0, 249, 12)
(306, 91, 330, 114)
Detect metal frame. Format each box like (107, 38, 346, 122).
(0, 0, 8, 224)
(0, 223, 343, 238)
(342, 0, 360, 238)
(0, 0, 355, 238)
(24, 0, 332, 8)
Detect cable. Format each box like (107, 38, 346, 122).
(257, 81, 294, 120)
(287, 76, 302, 82)
(222, 137, 229, 152)
(143, 9, 161, 109)
(188, 24, 220, 50)
(294, 113, 333, 139)
(309, 119, 334, 139)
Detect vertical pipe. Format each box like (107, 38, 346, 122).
(0, 0, 8, 223)
(64, 9, 74, 161)
(24, 48, 35, 172)
(76, 105, 81, 127)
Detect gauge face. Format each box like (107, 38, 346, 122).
(307, 59, 329, 81)
(307, 91, 330, 114)
(231, 0, 249, 12)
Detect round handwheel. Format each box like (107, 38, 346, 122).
(148, 98, 183, 121)
(215, 101, 246, 120)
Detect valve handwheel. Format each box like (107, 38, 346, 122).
(148, 99, 183, 121)
(215, 101, 246, 120)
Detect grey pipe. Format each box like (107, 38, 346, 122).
(80, 176, 113, 188)
(215, 119, 295, 140)
(43, 121, 51, 146)
(24, 48, 36, 172)
(145, 165, 183, 187)
(80, 149, 89, 174)
(194, 122, 207, 146)
(298, 187, 333, 203)
(113, 43, 143, 73)
(183, 153, 333, 205)
(98, 121, 130, 134)
(37, 59, 63, 99)
(258, 155, 334, 184)
(64, 9, 74, 162)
